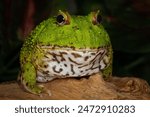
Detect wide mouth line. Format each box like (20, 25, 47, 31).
(39, 45, 108, 51)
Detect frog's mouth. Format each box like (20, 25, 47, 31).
(37, 46, 109, 82)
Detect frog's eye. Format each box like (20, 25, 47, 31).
(96, 14, 102, 24)
(92, 10, 102, 25)
(56, 10, 70, 26)
(56, 14, 66, 25)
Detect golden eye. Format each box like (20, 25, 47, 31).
(92, 10, 102, 25)
(56, 14, 66, 25)
(96, 14, 102, 24)
(56, 10, 70, 26)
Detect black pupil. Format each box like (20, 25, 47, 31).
(97, 15, 102, 23)
(56, 15, 65, 23)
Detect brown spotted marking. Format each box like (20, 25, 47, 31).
(84, 56, 90, 61)
(36, 46, 110, 82)
(68, 57, 83, 65)
(52, 66, 63, 73)
(70, 64, 75, 75)
(71, 52, 82, 58)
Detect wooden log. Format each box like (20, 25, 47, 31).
(0, 74, 150, 99)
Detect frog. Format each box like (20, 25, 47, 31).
(18, 10, 113, 95)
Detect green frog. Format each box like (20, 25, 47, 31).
(18, 10, 113, 95)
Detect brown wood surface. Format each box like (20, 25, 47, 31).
(0, 74, 150, 100)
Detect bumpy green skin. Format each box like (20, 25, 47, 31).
(19, 11, 112, 94)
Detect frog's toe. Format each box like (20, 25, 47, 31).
(45, 89, 52, 96)
(38, 85, 52, 96)
(21, 82, 43, 95)
(29, 85, 52, 96)
(31, 85, 43, 95)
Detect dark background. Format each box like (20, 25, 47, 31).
(0, 0, 150, 84)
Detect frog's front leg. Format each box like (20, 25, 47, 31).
(101, 63, 112, 79)
(18, 62, 43, 95)
(101, 47, 113, 79)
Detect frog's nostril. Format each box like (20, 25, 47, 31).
(72, 26, 79, 30)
